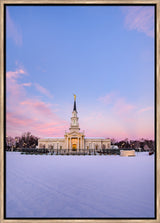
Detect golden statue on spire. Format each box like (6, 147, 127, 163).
(74, 94, 76, 100)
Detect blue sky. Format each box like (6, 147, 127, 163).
(6, 5, 155, 140)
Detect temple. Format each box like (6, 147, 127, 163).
(38, 95, 111, 154)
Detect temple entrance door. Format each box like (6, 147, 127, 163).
(72, 144, 77, 151)
(71, 138, 78, 151)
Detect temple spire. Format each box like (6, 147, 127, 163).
(73, 94, 77, 112)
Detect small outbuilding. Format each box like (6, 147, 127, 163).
(120, 150, 135, 157)
(111, 145, 119, 150)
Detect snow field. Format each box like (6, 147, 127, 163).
(6, 152, 155, 218)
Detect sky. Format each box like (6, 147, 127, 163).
(6, 5, 155, 140)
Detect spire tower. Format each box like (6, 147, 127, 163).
(69, 94, 80, 131)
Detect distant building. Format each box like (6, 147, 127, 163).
(120, 150, 135, 157)
(38, 95, 111, 153)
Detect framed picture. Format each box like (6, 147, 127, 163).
(0, 0, 159, 222)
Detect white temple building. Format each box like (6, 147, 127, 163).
(38, 95, 111, 153)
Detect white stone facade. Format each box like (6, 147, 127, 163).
(38, 96, 111, 152)
(38, 137, 111, 151)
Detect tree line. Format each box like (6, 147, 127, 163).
(6, 132, 39, 151)
(111, 138, 155, 151)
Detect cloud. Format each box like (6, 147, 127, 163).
(138, 106, 153, 113)
(95, 92, 154, 139)
(98, 92, 135, 115)
(6, 68, 68, 137)
(7, 111, 67, 138)
(6, 69, 27, 105)
(20, 99, 55, 120)
(6, 8, 23, 46)
(7, 112, 33, 127)
(22, 83, 32, 87)
(80, 109, 132, 140)
(98, 92, 116, 104)
(6, 69, 26, 79)
(121, 6, 154, 37)
(34, 83, 53, 99)
(6, 68, 154, 140)
(113, 98, 136, 115)
(80, 104, 153, 140)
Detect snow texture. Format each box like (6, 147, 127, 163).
(6, 152, 155, 218)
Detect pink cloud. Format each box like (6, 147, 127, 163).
(138, 106, 153, 113)
(7, 70, 27, 106)
(6, 69, 68, 137)
(7, 112, 33, 127)
(113, 98, 136, 115)
(7, 111, 67, 137)
(96, 92, 153, 139)
(121, 6, 154, 37)
(81, 111, 131, 140)
(34, 83, 53, 98)
(7, 100, 68, 138)
(98, 93, 135, 115)
(6, 8, 23, 46)
(20, 99, 55, 120)
(22, 83, 32, 87)
(98, 92, 116, 104)
(6, 68, 154, 140)
(82, 111, 153, 140)
(6, 69, 26, 79)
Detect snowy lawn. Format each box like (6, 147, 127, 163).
(6, 152, 155, 218)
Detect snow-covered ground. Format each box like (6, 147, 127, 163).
(6, 152, 155, 218)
